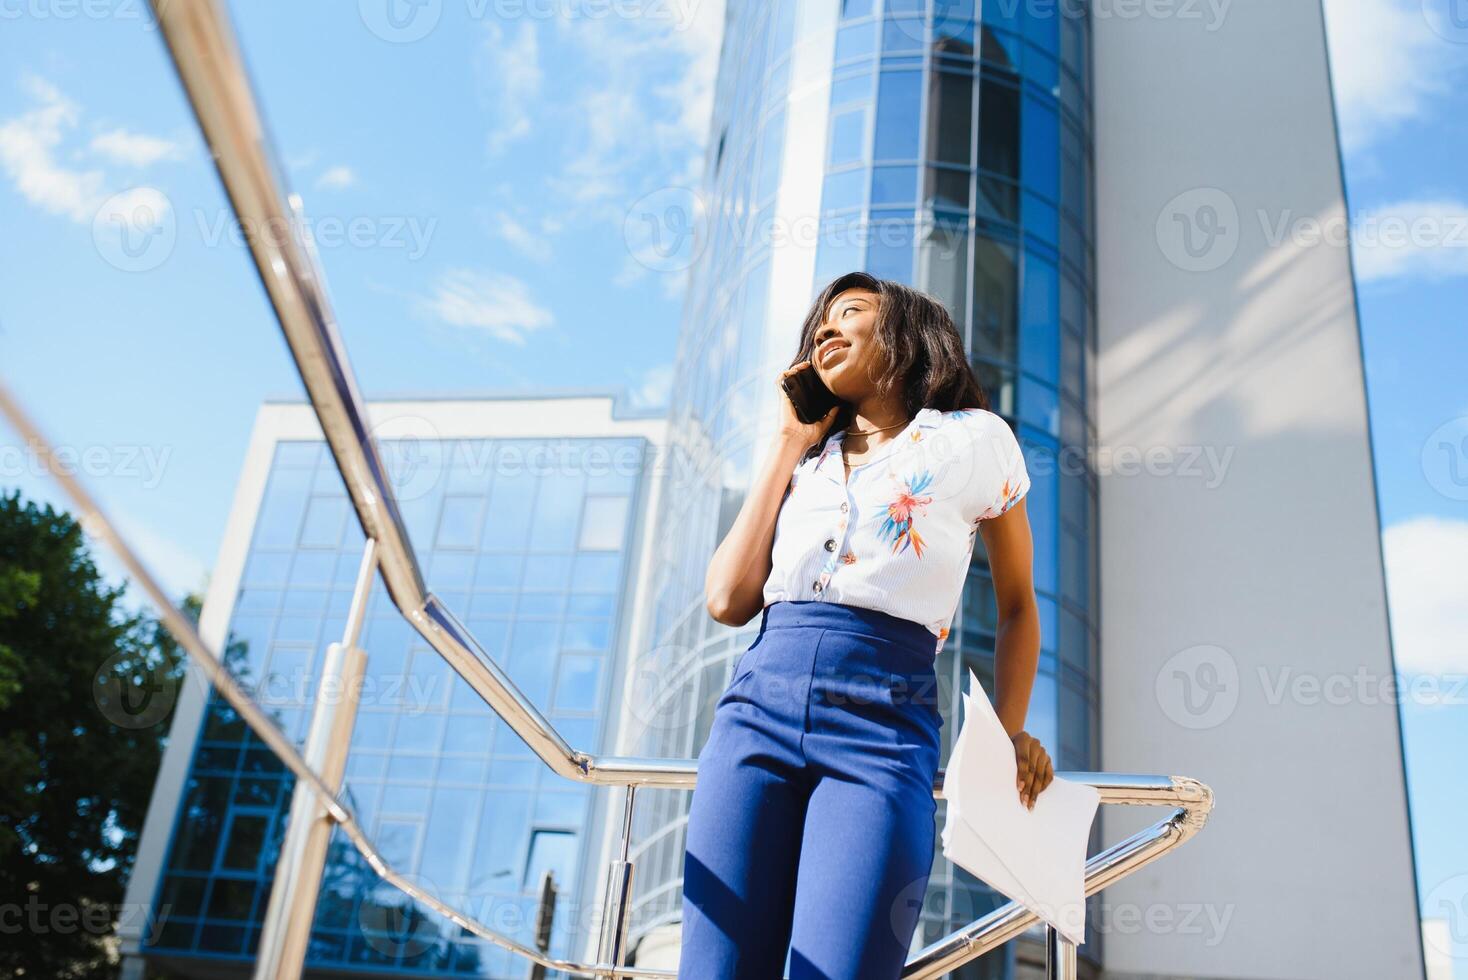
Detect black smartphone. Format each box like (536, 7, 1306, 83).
(780, 363, 843, 425)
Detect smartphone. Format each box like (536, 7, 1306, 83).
(781, 363, 843, 425)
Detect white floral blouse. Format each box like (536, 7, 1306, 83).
(762, 406, 1030, 654)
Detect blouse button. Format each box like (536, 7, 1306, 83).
(839, 501, 849, 513)
(812, 580, 824, 593)
(823, 538, 836, 552)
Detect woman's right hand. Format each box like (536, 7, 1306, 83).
(776, 361, 841, 446)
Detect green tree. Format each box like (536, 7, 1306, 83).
(0, 490, 190, 979)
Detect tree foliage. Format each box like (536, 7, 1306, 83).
(0, 490, 190, 979)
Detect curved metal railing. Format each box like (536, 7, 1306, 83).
(0, 1, 1216, 977)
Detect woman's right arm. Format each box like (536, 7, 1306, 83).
(704, 364, 839, 627)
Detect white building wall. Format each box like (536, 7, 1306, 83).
(1091, 1, 1422, 978)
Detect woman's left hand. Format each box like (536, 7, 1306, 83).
(1010, 731, 1054, 809)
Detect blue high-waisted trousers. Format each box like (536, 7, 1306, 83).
(679, 599, 944, 979)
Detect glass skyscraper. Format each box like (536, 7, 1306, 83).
(133, 401, 655, 977)
(623, 0, 1099, 974)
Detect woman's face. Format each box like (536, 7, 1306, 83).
(811, 287, 883, 400)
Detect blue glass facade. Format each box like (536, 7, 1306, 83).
(628, 0, 1099, 973)
(145, 433, 646, 976)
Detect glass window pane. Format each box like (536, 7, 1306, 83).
(883, 17, 924, 54)
(836, 18, 878, 62)
(978, 76, 1020, 178)
(220, 813, 267, 872)
(871, 165, 919, 206)
(874, 70, 922, 160)
(529, 473, 583, 552)
(1023, 191, 1059, 245)
(829, 106, 868, 168)
(1022, 93, 1060, 198)
(554, 654, 602, 712)
(920, 224, 968, 323)
(1020, 253, 1059, 385)
(815, 215, 869, 284)
(928, 70, 973, 166)
(971, 236, 1017, 362)
(866, 221, 914, 281)
(435, 495, 484, 550)
(523, 829, 577, 890)
(926, 167, 971, 211)
(821, 168, 867, 213)
(831, 71, 874, 107)
(580, 495, 630, 551)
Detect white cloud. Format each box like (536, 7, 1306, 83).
(1382, 516, 1468, 676)
(416, 268, 553, 344)
(0, 74, 105, 222)
(478, 19, 543, 157)
(1321, 0, 1461, 154)
(629, 362, 673, 409)
(491, 209, 552, 262)
(89, 128, 183, 167)
(1351, 199, 1468, 283)
(0, 75, 179, 225)
(479, 1, 723, 214)
(314, 165, 357, 190)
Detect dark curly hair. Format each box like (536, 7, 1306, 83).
(792, 271, 990, 459)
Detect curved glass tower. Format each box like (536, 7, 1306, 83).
(625, 0, 1098, 974)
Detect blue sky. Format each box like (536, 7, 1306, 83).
(0, 0, 1464, 971)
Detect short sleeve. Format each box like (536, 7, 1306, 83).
(971, 412, 1030, 521)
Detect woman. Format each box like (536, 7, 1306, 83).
(678, 271, 1053, 979)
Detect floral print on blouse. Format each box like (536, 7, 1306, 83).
(762, 406, 1031, 655)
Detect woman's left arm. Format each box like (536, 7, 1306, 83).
(977, 495, 1053, 809)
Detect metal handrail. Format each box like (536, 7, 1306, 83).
(2, 1, 1218, 977)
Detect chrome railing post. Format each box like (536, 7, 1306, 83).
(595, 785, 638, 977)
(253, 538, 377, 980)
(1045, 924, 1077, 980)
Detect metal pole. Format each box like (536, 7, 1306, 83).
(1044, 924, 1077, 980)
(595, 786, 638, 978)
(253, 539, 377, 980)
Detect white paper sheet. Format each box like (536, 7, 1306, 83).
(939, 667, 1101, 946)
